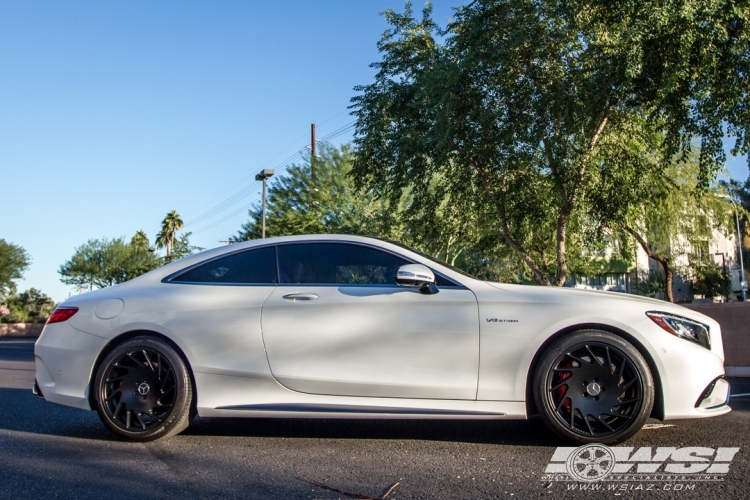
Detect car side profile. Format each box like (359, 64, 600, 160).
(34, 235, 731, 443)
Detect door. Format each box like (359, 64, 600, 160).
(261, 242, 479, 400)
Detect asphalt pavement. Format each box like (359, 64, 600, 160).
(1, 337, 749, 500)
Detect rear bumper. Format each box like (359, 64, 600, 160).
(34, 321, 108, 411)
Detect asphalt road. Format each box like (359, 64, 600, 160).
(1, 337, 749, 500)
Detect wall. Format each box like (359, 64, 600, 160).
(684, 302, 750, 368)
(0, 323, 44, 337)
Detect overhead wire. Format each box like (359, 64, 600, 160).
(189, 150, 305, 236)
(187, 117, 358, 243)
(183, 131, 309, 223)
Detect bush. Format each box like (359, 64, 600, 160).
(0, 288, 56, 323)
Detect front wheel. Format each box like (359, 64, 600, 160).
(533, 330, 654, 444)
(94, 336, 193, 441)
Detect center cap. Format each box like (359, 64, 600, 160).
(586, 382, 602, 396)
(137, 382, 150, 396)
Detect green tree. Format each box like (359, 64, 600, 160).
(59, 237, 157, 291)
(171, 232, 203, 261)
(156, 210, 184, 262)
(350, 0, 750, 286)
(236, 143, 401, 241)
(1, 288, 55, 323)
(0, 239, 30, 298)
(691, 261, 733, 301)
(130, 230, 150, 252)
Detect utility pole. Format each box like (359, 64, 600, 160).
(255, 169, 274, 238)
(311, 123, 316, 184)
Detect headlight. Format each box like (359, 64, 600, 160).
(646, 311, 711, 350)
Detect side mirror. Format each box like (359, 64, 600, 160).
(395, 264, 439, 294)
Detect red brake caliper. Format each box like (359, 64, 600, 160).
(556, 361, 573, 413)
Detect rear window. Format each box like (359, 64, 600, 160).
(172, 246, 277, 284)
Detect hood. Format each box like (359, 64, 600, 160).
(483, 281, 709, 321)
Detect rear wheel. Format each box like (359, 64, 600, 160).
(94, 336, 193, 441)
(533, 330, 654, 444)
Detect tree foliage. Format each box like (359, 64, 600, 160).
(1, 288, 55, 323)
(0, 239, 30, 298)
(59, 237, 156, 290)
(350, 0, 750, 286)
(236, 143, 402, 240)
(235, 143, 484, 265)
(691, 261, 733, 301)
(156, 210, 184, 261)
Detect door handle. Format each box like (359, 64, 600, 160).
(282, 293, 319, 301)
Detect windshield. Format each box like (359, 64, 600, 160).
(378, 238, 479, 280)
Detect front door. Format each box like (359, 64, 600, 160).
(261, 242, 479, 400)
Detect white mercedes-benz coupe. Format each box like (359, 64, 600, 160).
(34, 234, 730, 443)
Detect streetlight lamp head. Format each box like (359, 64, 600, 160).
(255, 169, 275, 181)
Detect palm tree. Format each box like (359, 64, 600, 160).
(156, 210, 184, 261)
(130, 230, 150, 252)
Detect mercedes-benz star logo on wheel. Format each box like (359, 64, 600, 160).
(565, 444, 616, 482)
(137, 382, 150, 396)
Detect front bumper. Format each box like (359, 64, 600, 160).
(634, 317, 730, 419)
(695, 376, 731, 410)
(32, 379, 44, 399)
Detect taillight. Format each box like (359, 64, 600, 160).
(46, 307, 79, 324)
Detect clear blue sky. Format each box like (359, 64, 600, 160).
(2, 1, 747, 303)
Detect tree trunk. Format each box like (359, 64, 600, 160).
(625, 226, 675, 303)
(471, 159, 551, 285)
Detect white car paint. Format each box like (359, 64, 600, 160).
(34, 234, 730, 427)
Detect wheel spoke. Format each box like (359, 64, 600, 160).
(143, 350, 156, 372)
(549, 380, 569, 392)
(160, 367, 174, 392)
(620, 377, 637, 390)
(125, 410, 132, 429)
(603, 410, 631, 419)
(112, 401, 125, 419)
(567, 353, 589, 365)
(617, 358, 634, 378)
(606, 347, 613, 372)
(586, 345, 604, 366)
(555, 396, 569, 411)
(616, 398, 640, 405)
(136, 413, 147, 430)
(583, 414, 594, 435)
(126, 353, 143, 367)
(595, 415, 615, 431)
(104, 390, 120, 403)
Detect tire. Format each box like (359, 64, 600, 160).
(533, 330, 654, 444)
(94, 336, 193, 441)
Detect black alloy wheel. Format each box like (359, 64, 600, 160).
(533, 330, 654, 444)
(95, 336, 193, 441)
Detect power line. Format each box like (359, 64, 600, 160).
(188, 150, 305, 235)
(186, 118, 357, 239)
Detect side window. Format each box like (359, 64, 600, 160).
(277, 243, 409, 285)
(172, 246, 277, 284)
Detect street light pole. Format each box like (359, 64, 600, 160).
(722, 195, 746, 301)
(255, 169, 274, 239)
